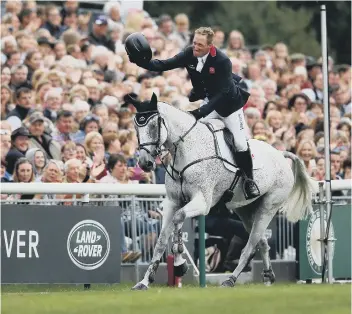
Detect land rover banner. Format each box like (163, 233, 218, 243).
(1, 205, 121, 284)
(299, 204, 351, 280)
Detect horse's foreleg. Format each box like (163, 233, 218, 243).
(132, 199, 176, 290)
(172, 192, 209, 276)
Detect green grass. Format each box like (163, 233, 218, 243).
(1, 283, 351, 314)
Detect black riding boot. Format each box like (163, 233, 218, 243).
(234, 148, 260, 200)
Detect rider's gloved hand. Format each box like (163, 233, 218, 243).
(188, 108, 203, 120)
(128, 54, 149, 67)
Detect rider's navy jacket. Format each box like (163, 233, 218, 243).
(139, 46, 250, 118)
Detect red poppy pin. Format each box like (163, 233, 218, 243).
(209, 67, 215, 74)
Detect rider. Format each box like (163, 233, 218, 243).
(126, 27, 260, 199)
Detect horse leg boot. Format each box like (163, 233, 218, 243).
(132, 199, 176, 290)
(234, 146, 260, 200)
(258, 237, 275, 285)
(172, 222, 189, 277)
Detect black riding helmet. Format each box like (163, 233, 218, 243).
(125, 32, 152, 63)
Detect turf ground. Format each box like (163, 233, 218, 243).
(1, 283, 351, 314)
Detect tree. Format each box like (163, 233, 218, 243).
(145, 1, 322, 57)
(278, 1, 351, 64)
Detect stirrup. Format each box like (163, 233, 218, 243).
(242, 177, 260, 200)
(222, 189, 234, 203)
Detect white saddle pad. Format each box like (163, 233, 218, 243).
(206, 119, 263, 172)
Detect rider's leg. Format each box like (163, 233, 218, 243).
(200, 110, 219, 122)
(222, 108, 260, 199)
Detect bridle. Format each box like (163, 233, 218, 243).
(134, 111, 167, 158)
(134, 110, 198, 181)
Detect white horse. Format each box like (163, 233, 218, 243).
(129, 93, 314, 290)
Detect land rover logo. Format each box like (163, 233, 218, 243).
(306, 210, 335, 275)
(67, 220, 110, 270)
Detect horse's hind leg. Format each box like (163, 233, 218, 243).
(257, 237, 276, 285)
(227, 203, 275, 283)
(221, 196, 280, 287)
(132, 199, 176, 290)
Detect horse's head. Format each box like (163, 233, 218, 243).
(129, 93, 168, 172)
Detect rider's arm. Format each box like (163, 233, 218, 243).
(198, 59, 248, 118)
(136, 47, 191, 72)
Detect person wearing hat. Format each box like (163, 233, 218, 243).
(88, 15, 115, 52)
(5, 127, 30, 175)
(27, 111, 61, 160)
(126, 28, 260, 199)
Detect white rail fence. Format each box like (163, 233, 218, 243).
(1, 180, 351, 195)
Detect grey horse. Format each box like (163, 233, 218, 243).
(129, 93, 314, 290)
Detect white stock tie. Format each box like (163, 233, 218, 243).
(196, 58, 205, 72)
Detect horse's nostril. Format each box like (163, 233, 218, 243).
(147, 161, 154, 168)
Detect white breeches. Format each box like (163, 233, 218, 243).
(201, 108, 249, 152)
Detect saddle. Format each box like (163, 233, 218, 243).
(202, 119, 262, 203)
(201, 119, 262, 173)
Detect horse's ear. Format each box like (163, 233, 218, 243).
(150, 92, 158, 110)
(125, 94, 141, 111)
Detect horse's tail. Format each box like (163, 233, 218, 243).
(281, 151, 315, 223)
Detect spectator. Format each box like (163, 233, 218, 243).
(330, 151, 342, 177)
(88, 15, 115, 52)
(244, 107, 261, 129)
(42, 5, 68, 39)
(25, 148, 47, 180)
(296, 139, 317, 176)
(76, 143, 92, 166)
(75, 114, 100, 144)
(24, 50, 42, 82)
(1, 85, 15, 118)
(1, 128, 12, 182)
(26, 111, 61, 160)
(12, 157, 35, 183)
(63, 158, 81, 183)
(52, 110, 77, 145)
(1, 66, 12, 86)
(6, 126, 30, 174)
(6, 87, 33, 130)
(43, 88, 63, 123)
(61, 141, 77, 163)
(6, 157, 35, 202)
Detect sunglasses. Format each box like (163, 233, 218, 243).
(0, 129, 11, 135)
(84, 115, 100, 122)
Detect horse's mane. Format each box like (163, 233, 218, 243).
(157, 101, 193, 119)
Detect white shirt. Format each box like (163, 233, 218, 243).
(196, 52, 209, 72)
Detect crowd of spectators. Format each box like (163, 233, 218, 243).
(0, 0, 351, 268)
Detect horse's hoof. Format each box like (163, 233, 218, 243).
(174, 261, 189, 277)
(220, 275, 236, 288)
(131, 282, 148, 291)
(262, 268, 275, 286)
(171, 244, 178, 254)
